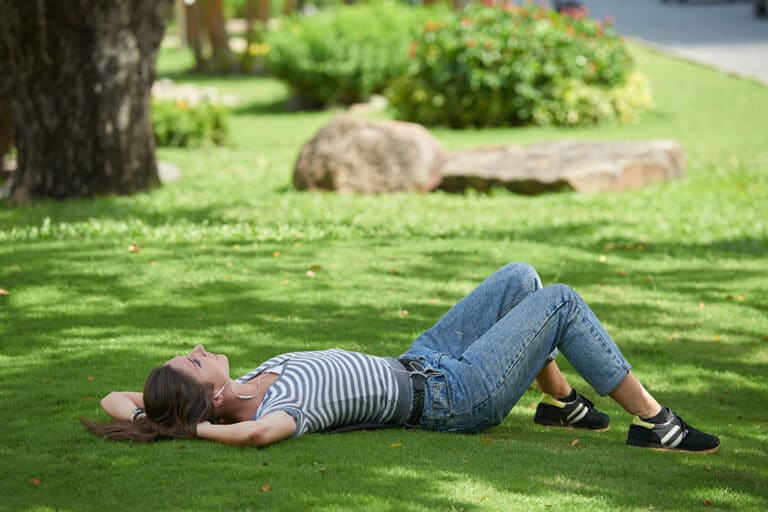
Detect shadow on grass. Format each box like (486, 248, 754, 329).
(2, 236, 767, 511)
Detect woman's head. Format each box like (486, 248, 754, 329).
(82, 362, 216, 442)
(142, 365, 214, 435)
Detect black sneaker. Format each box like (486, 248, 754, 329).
(627, 407, 720, 453)
(534, 391, 610, 431)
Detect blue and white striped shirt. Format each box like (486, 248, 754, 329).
(238, 349, 404, 436)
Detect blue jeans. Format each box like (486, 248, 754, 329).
(399, 263, 632, 433)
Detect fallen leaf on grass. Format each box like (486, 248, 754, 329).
(698, 302, 705, 309)
(703, 500, 712, 506)
(82, 396, 94, 401)
(273, 251, 281, 257)
(261, 484, 271, 492)
(128, 243, 140, 253)
(310, 264, 322, 271)
(399, 310, 409, 316)
(390, 443, 402, 448)
(306, 270, 316, 278)
(571, 438, 580, 447)
(642, 275, 651, 283)
(617, 270, 627, 277)
(480, 437, 493, 443)
(30, 478, 41, 486)
(0, 288, 10, 296)
(87, 376, 95, 382)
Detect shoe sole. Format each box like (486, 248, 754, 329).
(627, 441, 720, 454)
(534, 420, 610, 433)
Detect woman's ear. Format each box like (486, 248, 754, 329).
(211, 382, 226, 407)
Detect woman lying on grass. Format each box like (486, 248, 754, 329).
(83, 263, 720, 453)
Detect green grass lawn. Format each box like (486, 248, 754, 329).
(1, 44, 767, 511)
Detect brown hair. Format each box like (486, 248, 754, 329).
(82, 365, 214, 442)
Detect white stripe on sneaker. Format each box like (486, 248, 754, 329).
(566, 403, 588, 424)
(668, 430, 685, 448)
(660, 425, 682, 446)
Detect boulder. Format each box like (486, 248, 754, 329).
(293, 115, 446, 194)
(439, 140, 685, 194)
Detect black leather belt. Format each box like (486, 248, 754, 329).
(401, 359, 425, 427)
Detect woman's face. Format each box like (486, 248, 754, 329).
(166, 344, 230, 389)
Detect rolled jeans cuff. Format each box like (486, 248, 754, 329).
(594, 364, 631, 397)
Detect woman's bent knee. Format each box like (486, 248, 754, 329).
(501, 262, 541, 288)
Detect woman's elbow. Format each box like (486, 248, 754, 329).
(247, 424, 276, 447)
(99, 392, 118, 411)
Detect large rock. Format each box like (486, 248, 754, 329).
(294, 115, 446, 194)
(439, 140, 686, 194)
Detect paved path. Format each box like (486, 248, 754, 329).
(579, 0, 768, 84)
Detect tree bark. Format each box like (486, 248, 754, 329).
(0, 0, 174, 202)
(0, 60, 12, 164)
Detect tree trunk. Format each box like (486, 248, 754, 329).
(201, 0, 234, 73)
(0, 0, 174, 202)
(257, 0, 270, 22)
(0, 61, 12, 164)
(184, 0, 206, 71)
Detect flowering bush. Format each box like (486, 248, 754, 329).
(150, 80, 231, 147)
(387, 3, 651, 128)
(264, 2, 436, 107)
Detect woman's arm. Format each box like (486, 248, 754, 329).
(196, 411, 297, 447)
(100, 391, 145, 421)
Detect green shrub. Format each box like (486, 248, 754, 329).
(151, 98, 228, 148)
(264, 2, 437, 107)
(150, 81, 234, 148)
(387, 3, 651, 128)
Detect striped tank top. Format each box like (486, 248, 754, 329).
(237, 349, 407, 436)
